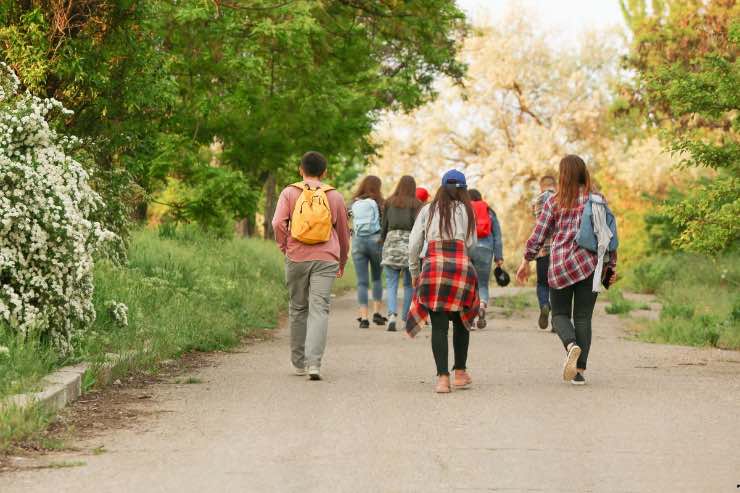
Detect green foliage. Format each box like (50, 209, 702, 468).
(620, 1, 740, 255)
(605, 289, 648, 315)
(1, 1, 467, 235)
(629, 251, 740, 349)
(0, 327, 59, 399)
(489, 292, 536, 317)
(662, 174, 740, 254)
(79, 229, 289, 365)
(0, 403, 54, 452)
(642, 189, 685, 253)
(1, 2, 178, 235)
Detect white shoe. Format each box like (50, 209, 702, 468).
(562, 344, 581, 381)
(308, 366, 321, 381)
(292, 364, 307, 376)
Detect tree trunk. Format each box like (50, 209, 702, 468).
(132, 201, 148, 223)
(263, 173, 277, 240)
(235, 214, 257, 237)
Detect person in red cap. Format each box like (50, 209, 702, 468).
(415, 187, 429, 203)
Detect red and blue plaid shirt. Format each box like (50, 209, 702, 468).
(524, 192, 617, 289)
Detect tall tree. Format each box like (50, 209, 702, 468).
(619, 0, 739, 254)
(0, 1, 178, 235)
(155, 0, 467, 237)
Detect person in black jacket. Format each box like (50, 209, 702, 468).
(380, 175, 422, 331)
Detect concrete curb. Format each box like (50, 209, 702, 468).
(1, 363, 88, 413)
(0, 349, 144, 414)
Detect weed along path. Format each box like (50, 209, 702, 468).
(4, 289, 740, 492)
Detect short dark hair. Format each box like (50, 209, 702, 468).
(540, 175, 556, 186)
(468, 188, 483, 201)
(301, 151, 327, 177)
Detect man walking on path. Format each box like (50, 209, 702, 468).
(272, 151, 350, 381)
(532, 175, 556, 331)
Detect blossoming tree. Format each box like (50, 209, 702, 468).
(0, 63, 115, 352)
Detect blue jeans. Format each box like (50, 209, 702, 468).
(384, 266, 412, 319)
(469, 244, 493, 304)
(536, 255, 550, 308)
(352, 234, 383, 306)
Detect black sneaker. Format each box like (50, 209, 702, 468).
(538, 304, 550, 330)
(372, 312, 387, 326)
(571, 373, 586, 386)
(358, 318, 370, 329)
(476, 306, 487, 329)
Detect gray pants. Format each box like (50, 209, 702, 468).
(286, 259, 338, 370)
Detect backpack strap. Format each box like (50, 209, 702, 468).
(290, 181, 335, 192)
(589, 193, 605, 205)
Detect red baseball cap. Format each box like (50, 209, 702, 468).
(415, 187, 429, 202)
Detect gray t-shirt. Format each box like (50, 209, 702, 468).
(408, 202, 477, 278)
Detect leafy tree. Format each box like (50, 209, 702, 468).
(620, 0, 740, 254)
(2, 1, 467, 237)
(154, 0, 467, 236)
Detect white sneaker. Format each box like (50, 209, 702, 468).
(308, 366, 321, 381)
(562, 344, 581, 381)
(292, 363, 307, 376)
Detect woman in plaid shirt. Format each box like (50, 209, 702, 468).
(517, 155, 618, 386)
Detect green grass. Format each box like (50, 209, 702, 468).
(489, 292, 537, 317)
(0, 404, 55, 452)
(0, 332, 59, 399)
(78, 229, 289, 370)
(2, 227, 354, 451)
(628, 252, 740, 349)
(605, 288, 649, 316)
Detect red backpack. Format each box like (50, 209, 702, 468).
(471, 200, 492, 238)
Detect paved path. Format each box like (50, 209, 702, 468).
(4, 290, 740, 492)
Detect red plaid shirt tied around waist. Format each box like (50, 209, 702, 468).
(405, 240, 480, 338)
(524, 192, 617, 290)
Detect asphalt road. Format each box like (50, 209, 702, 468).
(4, 290, 740, 493)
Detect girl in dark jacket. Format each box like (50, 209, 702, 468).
(380, 175, 422, 331)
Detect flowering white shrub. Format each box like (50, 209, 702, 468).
(106, 301, 129, 328)
(0, 63, 116, 353)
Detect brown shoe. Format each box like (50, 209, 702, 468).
(435, 374, 451, 393)
(453, 369, 472, 388)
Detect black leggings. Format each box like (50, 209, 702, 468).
(550, 274, 598, 370)
(429, 311, 469, 376)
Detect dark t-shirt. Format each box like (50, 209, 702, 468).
(381, 203, 420, 241)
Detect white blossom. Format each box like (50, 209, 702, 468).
(106, 300, 129, 328)
(0, 63, 116, 353)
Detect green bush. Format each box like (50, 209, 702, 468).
(631, 255, 683, 294)
(629, 251, 740, 349)
(661, 304, 695, 320)
(605, 288, 643, 315)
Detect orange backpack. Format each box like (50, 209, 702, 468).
(289, 182, 335, 244)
